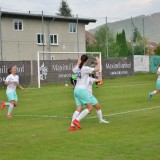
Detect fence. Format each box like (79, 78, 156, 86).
(1, 55, 160, 87)
(0, 57, 134, 87)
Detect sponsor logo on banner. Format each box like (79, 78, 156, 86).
(106, 61, 132, 76)
(0, 61, 31, 86)
(39, 60, 76, 83)
(52, 62, 74, 71)
(103, 58, 134, 78)
(0, 64, 25, 83)
(106, 62, 131, 69)
(40, 63, 48, 80)
(134, 55, 149, 72)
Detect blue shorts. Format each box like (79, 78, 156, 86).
(7, 92, 18, 102)
(82, 96, 98, 108)
(156, 79, 160, 90)
(90, 95, 98, 106)
(74, 88, 91, 106)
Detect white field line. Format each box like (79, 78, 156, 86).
(87, 106, 160, 119)
(1, 106, 159, 119)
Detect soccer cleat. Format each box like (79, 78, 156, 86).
(69, 126, 77, 131)
(148, 92, 152, 100)
(7, 114, 12, 118)
(99, 119, 109, 124)
(0, 102, 5, 110)
(73, 119, 82, 129)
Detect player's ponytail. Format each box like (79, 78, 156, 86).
(79, 54, 88, 69)
(7, 67, 12, 74)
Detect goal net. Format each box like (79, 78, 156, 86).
(37, 52, 102, 88)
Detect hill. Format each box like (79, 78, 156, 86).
(89, 12, 160, 43)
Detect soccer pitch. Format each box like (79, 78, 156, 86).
(0, 74, 160, 160)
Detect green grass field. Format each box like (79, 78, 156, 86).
(0, 74, 160, 160)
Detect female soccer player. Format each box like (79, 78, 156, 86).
(149, 65, 160, 99)
(69, 54, 100, 131)
(69, 76, 109, 131)
(86, 76, 109, 123)
(0, 65, 26, 118)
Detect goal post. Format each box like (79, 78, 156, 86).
(37, 51, 102, 88)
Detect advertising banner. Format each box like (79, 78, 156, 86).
(149, 56, 160, 73)
(39, 60, 76, 83)
(33, 58, 134, 84)
(0, 61, 31, 86)
(102, 58, 134, 78)
(134, 55, 149, 72)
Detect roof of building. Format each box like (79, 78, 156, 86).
(1, 11, 96, 24)
(148, 42, 158, 50)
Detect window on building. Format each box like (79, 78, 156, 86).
(69, 23, 77, 33)
(50, 34, 58, 45)
(37, 33, 45, 45)
(13, 19, 23, 31)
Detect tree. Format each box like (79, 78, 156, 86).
(131, 27, 146, 55)
(57, 0, 72, 17)
(116, 29, 128, 57)
(86, 27, 120, 58)
(121, 30, 128, 56)
(132, 27, 141, 43)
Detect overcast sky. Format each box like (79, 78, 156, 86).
(0, 0, 159, 30)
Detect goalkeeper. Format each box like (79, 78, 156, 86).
(70, 73, 77, 88)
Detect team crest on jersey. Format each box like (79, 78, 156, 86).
(40, 63, 48, 80)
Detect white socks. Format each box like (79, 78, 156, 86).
(151, 90, 157, 95)
(71, 111, 80, 126)
(76, 109, 89, 121)
(7, 103, 14, 115)
(5, 102, 11, 106)
(71, 109, 104, 125)
(96, 109, 103, 121)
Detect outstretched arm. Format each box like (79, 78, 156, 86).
(17, 84, 26, 91)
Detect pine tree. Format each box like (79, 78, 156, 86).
(131, 27, 145, 55)
(121, 29, 128, 56)
(57, 0, 72, 17)
(116, 33, 119, 44)
(116, 30, 128, 57)
(132, 27, 141, 43)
